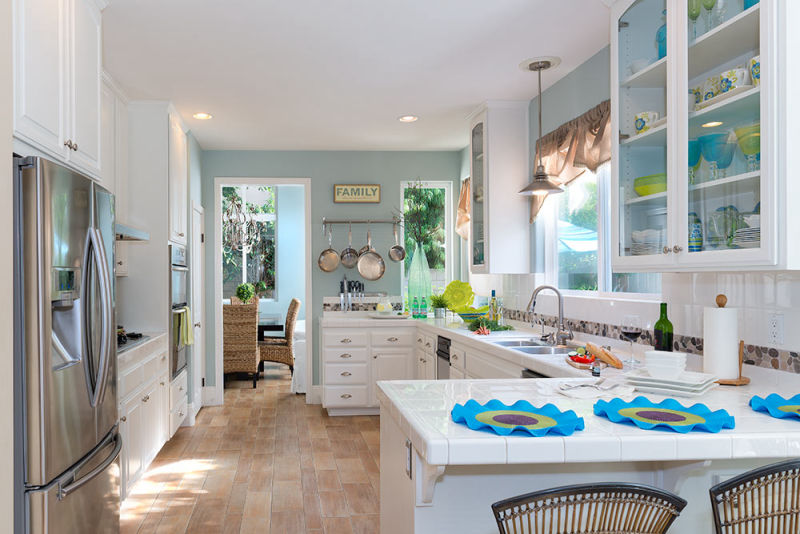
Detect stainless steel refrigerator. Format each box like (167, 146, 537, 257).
(14, 156, 121, 534)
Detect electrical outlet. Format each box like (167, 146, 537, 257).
(768, 313, 784, 345)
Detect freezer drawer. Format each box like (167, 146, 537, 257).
(26, 428, 121, 534)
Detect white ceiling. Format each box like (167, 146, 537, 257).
(103, 0, 610, 151)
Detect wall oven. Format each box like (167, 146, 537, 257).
(169, 243, 188, 379)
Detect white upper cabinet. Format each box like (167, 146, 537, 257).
(611, 0, 800, 271)
(13, 0, 103, 178)
(468, 101, 530, 274)
(168, 112, 188, 244)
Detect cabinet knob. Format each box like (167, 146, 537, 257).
(142, 395, 149, 402)
(339, 353, 352, 359)
(179, 411, 184, 417)
(387, 337, 399, 342)
(672, 245, 684, 253)
(373, 354, 378, 359)
(662, 246, 672, 255)
(72, 142, 78, 151)
(340, 371, 351, 377)
(425, 343, 432, 348)
(340, 338, 352, 344)
(452, 355, 458, 360)
(420, 358, 425, 363)
(340, 393, 352, 399)
(194, 322, 201, 327)
(417, 338, 422, 343)
(63, 140, 73, 149)
(160, 381, 165, 386)
(179, 386, 184, 391)
(117, 261, 123, 265)
(178, 232, 185, 237)
(120, 416, 127, 422)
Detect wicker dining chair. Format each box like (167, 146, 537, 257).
(491, 482, 687, 534)
(258, 298, 301, 375)
(709, 458, 800, 534)
(223, 301, 260, 388)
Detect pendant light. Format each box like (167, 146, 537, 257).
(519, 59, 564, 197)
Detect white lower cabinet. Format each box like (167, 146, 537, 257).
(464, 348, 525, 379)
(450, 367, 465, 380)
(370, 349, 413, 406)
(117, 336, 170, 500)
(170, 369, 188, 437)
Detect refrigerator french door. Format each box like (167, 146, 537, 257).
(14, 156, 121, 534)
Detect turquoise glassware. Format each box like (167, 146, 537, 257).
(744, 0, 759, 9)
(716, 142, 736, 177)
(688, 139, 701, 184)
(698, 133, 727, 181)
(656, 10, 667, 59)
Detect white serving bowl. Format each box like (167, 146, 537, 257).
(644, 350, 686, 362)
(646, 360, 686, 380)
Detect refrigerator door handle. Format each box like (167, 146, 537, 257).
(57, 429, 121, 500)
(91, 228, 113, 408)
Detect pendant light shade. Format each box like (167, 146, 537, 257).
(519, 59, 564, 197)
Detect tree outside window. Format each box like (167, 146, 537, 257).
(401, 181, 452, 295)
(222, 186, 276, 299)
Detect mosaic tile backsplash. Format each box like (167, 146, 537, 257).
(504, 308, 800, 374)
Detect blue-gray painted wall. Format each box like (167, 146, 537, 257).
(200, 150, 463, 386)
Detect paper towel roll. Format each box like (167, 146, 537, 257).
(703, 306, 739, 379)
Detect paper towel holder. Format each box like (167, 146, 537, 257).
(717, 340, 751, 386)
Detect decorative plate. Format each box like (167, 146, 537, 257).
(749, 394, 800, 420)
(593, 396, 735, 433)
(451, 399, 584, 437)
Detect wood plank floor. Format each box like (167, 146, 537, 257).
(121, 364, 381, 534)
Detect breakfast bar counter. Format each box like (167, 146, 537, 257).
(377, 370, 800, 533)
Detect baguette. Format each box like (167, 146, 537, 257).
(585, 342, 623, 369)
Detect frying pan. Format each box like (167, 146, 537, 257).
(357, 230, 385, 281)
(318, 227, 340, 272)
(388, 223, 406, 262)
(340, 224, 358, 269)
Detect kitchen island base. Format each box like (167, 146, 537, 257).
(380, 407, 777, 534)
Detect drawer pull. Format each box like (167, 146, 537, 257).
(340, 371, 352, 377)
(373, 354, 378, 359)
(179, 386, 184, 392)
(419, 358, 425, 363)
(417, 337, 423, 343)
(339, 353, 352, 359)
(120, 416, 127, 422)
(178, 411, 184, 417)
(142, 395, 150, 403)
(452, 355, 458, 360)
(160, 381, 165, 386)
(387, 337, 399, 342)
(340, 338, 352, 344)
(425, 342, 432, 348)
(340, 394, 352, 399)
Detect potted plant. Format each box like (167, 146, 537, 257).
(429, 293, 448, 319)
(235, 282, 256, 304)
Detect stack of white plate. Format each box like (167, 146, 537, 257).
(644, 350, 686, 379)
(731, 227, 760, 249)
(625, 368, 718, 397)
(631, 229, 665, 256)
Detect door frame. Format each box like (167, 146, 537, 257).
(212, 177, 312, 404)
(190, 201, 205, 420)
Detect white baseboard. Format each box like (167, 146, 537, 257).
(202, 385, 223, 406)
(307, 385, 322, 405)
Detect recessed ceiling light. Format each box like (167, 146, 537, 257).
(702, 121, 723, 128)
(398, 115, 419, 123)
(193, 112, 213, 120)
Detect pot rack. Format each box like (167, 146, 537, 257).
(321, 216, 402, 233)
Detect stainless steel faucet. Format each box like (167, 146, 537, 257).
(526, 285, 573, 346)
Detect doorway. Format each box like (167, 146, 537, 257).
(213, 177, 311, 403)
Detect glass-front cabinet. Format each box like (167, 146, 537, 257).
(611, 0, 790, 271)
(470, 117, 486, 271)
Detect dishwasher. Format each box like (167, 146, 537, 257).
(521, 368, 549, 379)
(436, 336, 451, 379)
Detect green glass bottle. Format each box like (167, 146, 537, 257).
(653, 302, 674, 352)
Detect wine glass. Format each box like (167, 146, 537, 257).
(688, 0, 702, 40)
(702, 0, 717, 31)
(621, 315, 643, 367)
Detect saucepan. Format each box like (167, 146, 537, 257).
(388, 223, 406, 262)
(357, 230, 385, 281)
(318, 226, 340, 272)
(340, 224, 358, 269)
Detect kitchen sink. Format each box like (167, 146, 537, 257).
(514, 345, 571, 355)
(492, 339, 545, 348)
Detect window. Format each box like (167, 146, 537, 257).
(544, 163, 661, 295)
(401, 181, 453, 294)
(221, 185, 276, 299)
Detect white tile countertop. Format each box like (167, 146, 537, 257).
(376, 370, 800, 467)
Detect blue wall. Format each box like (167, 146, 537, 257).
(258, 185, 306, 322)
(200, 150, 463, 386)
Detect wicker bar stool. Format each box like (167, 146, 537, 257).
(258, 298, 301, 376)
(223, 301, 260, 388)
(491, 482, 687, 534)
(709, 458, 800, 534)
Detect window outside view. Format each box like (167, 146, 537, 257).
(402, 183, 449, 295)
(222, 185, 277, 299)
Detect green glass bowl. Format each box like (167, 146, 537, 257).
(735, 124, 761, 156)
(633, 173, 667, 196)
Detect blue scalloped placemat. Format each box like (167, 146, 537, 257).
(451, 399, 584, 437)
(750, 394, 800, 420)
(593, 396, 735, 433)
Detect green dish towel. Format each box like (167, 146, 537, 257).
(179, 307, 194, 346)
